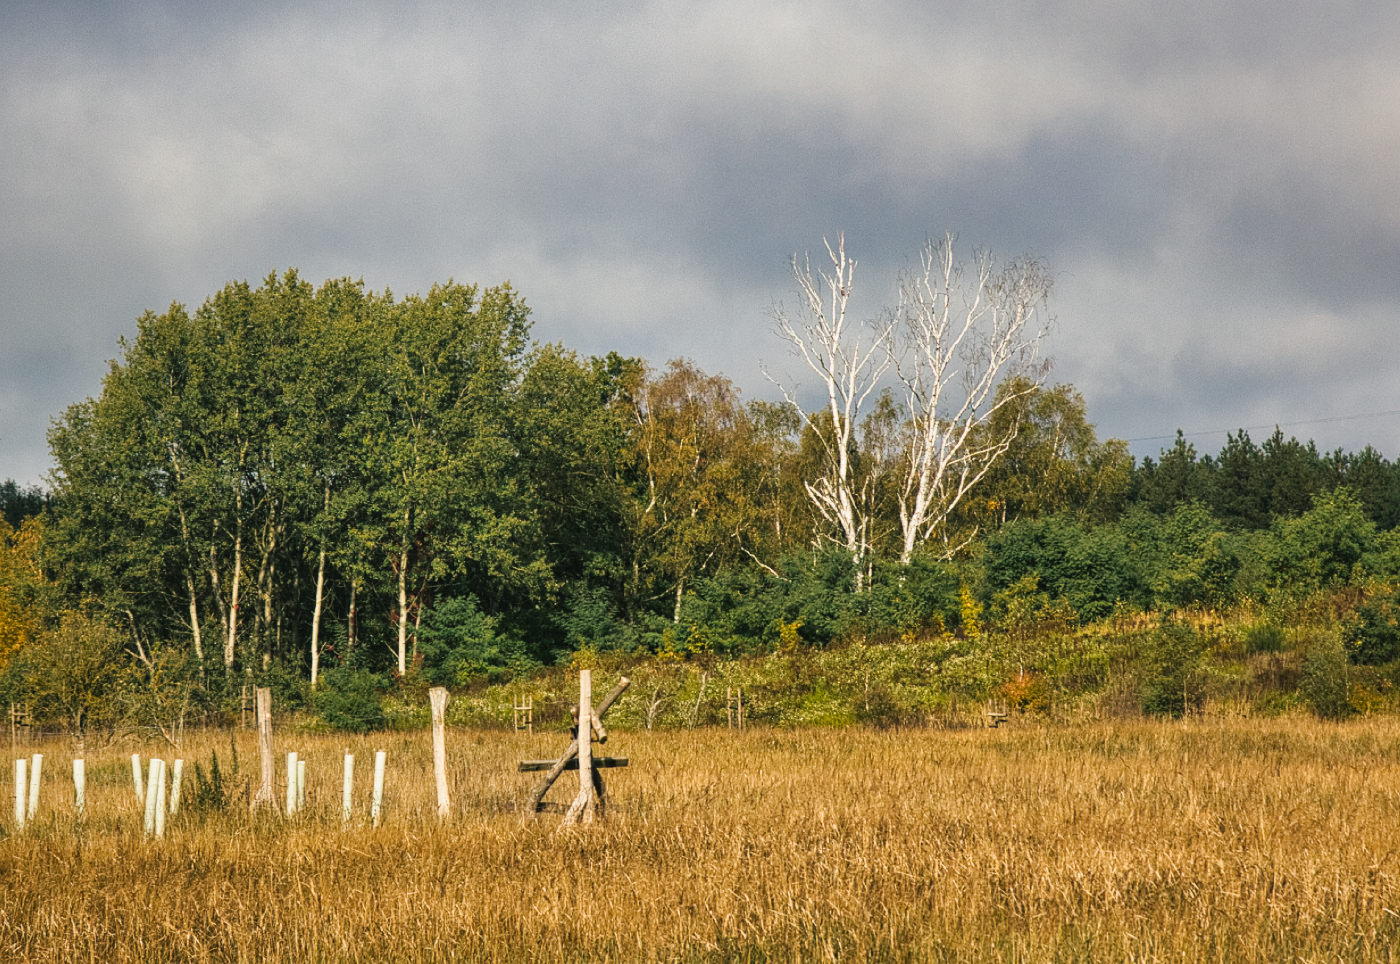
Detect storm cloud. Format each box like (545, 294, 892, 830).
(4, 0, 1400, 484)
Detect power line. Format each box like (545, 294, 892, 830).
(1127, 408, 1400, 444)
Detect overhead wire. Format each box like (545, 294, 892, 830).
(1127, 408, 1400, 444)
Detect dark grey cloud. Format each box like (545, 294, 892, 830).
(4, 0, 1400, 484)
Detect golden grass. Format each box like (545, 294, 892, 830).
(4, 713, 1400, 962)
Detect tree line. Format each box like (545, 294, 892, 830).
(6, 258, 1400, 730)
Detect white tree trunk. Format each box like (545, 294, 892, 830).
(310, 543, 326, 687)
(769, 236, 893, 586)
(893, 235, 1051, 562)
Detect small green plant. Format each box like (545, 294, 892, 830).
(1245, 623, 1286, 654)
(187, 747, 237, 814)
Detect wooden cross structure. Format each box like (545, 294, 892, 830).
(520, 672, 630, 824)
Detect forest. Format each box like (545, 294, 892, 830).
(5, 266, 1400, 734)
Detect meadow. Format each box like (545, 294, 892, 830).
(3, 710, 1400, 963)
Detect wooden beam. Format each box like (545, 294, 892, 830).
(518, 757, 629, 772)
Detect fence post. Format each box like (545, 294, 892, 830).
(27, 753, 42, 820)
(562, 670, 595, 826)
(73, 758, 86, 819)
(252, 687, 275, 811)
(131, 753, 144, 807)
(297, 758, 306, 812)
(430, 687, 450, 821)
(13, 758, 26, 831)
(342, 752, 354, 825)
(371, 750, 387, 828)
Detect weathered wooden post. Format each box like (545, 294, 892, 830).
(26, 753, 42, 820)
(430, 687, 450, 821)
(297, 758, 307, 811)
(13, 757, 26, 831)
(285, 751, 299, 815)
(73, 758, 86, 819)
(131, 753, 144, 807)
(371, 749, 387, 827)
(169, 759, 183, 817)
(252, 687, 275, 811)
(562, 670, 596, 826)
(342, 752, 354, 825)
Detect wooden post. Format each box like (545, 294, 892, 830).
(371, 749, 386, 827)
(562, 670, 595, 826)
(169, 760, 183, 817)
(526, 676, 630, 817)
(143, 757, 160, 838)
(154, 758, 168, 839)
(738, 687, 744, 730)
(252, 687, 275, 811)
(285, 751, 299, 815)
(26, 753, 41, 820)
(73, 758, 86, 819)
(13, 757, 26, 831)
(342, 752, 354, 825)
(131, 753, 144, 807)
(297, 758, 306, 811)
(514, 695, 533, 735)
(430, 687, 450, 821)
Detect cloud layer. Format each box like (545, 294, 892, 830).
(4, 0, 1400, 484)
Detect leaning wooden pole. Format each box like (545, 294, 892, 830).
(251, 687, 275, 811)
(430, 687, 450, 822)
(526, 676, 629, 816)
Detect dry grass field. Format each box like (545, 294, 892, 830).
(4, 710, 1400, 962)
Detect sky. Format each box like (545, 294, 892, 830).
(4, 0, 1400, 487)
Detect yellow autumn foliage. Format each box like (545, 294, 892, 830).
(0, 516, 45, 671)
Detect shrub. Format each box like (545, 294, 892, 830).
(312, 666, 387, 732)
(1139, 622, 1207, 717)
(1344, 588, 1400, 665)
(1299, 632, 1353, 720)
(418, 595, 538, 685)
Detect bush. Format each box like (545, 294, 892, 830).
(1344, 588, 1400, 665)
(982, 515, 1144, 621)
(418, 595, 537, 686)
(312, 666, 387, 732)
(1139, 622, 1207, 717)
(1299, 633, 1353, 720)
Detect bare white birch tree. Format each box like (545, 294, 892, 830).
(768, 237, 895, 584)
(892, 234, 1052, 562)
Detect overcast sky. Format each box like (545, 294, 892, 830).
(4, 0, 1400, 487)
